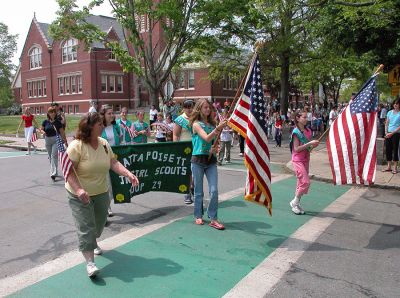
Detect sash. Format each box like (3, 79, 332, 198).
(290, 127, 311, 153)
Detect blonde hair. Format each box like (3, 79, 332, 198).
(189, 99, 216, 127)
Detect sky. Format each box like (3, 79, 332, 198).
(0, 0, 113, 66)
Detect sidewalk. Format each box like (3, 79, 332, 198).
(1, 134, 399, 189)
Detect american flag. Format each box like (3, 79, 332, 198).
(120, 121, 138, 139)
(56, 134, 73, 180)
(30, 128, 38, 142)
(228, 54, 272, 214)
(327, 75, 378, 185)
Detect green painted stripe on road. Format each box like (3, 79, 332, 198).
(11, 178, 349, 298)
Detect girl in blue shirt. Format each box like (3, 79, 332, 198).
(383, 99, 400, 174)
(189, 99, 227, 230)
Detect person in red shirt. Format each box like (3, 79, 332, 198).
(17, 107, 39, 155)
(274, 113, 283, 147)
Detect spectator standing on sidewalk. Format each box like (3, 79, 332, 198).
(218, 113, 233, 165)
(289, 110, 320, 215)
(52, 102, 66, 130)
(88, 101, 97, 113)
(189, 99, 227, 230)
(379, 103, 388, 138)
(149, 104, 158, 127)
(383, 98, 400, 174)
(274, 113, 283, 147)
(65, 112, 139, 277)
(329, 106, 338, 126)
(16, 107, 39, 155)
(174, 99, 194, 204)
(41, 106, 68, 182)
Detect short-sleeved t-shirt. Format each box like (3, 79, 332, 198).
(386, 110, 400, 133)
(132, 121, 149, 143)
(22, 114, 34, 127)
(42, 119, 63, 137)
(65, 137, 113, 196)
(174, 114, 192, 141)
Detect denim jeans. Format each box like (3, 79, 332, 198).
(191, 161, 219, 220)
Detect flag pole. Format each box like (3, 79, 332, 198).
(209, 42, 264, 158)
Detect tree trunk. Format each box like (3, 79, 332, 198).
(148, 86, 159, 107)
(280, 55, 290, 114)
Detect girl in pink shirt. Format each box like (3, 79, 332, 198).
(289, 110, 319, 215)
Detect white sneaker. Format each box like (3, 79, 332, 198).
(86, 262, 100, 277)
(290, 200, 304, 215)
(108, 207, 114, 217)
(297, 204, 305, 215)
(94, 246, 103, 255)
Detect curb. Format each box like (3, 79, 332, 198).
(0, 144, 47, 152)
(285, 161, 400, 191)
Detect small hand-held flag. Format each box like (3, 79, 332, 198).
(228, 54, 272, 214)
(30, 128, 38, 142)
(56, 134, 72, 180)
(327, 75, 378, 185)
(120, 122, 138, 139)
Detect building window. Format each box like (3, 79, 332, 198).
(101, 75, 107, 92)
(74, 105, 79, 114)
(115, 104, 121, 112)
(62, 105, 66, 113)
(58, 78, 64, 94)
(58, 74, 82, 95)
(71, 76, 76, 93)
(29, 47, 42, 69)
(65, 77, 70, 94)
(78, 76, 82, 93)
(43, 81, 47, 96)
(68, 105, 73, 114)
(117, 76, 123, 92)
(37, 81, 42, 97)
(27, 82, 33, 97)
(188, 70, 195, 88)
(179, 72, 185, 89)
(109, 49, 116, 60)
(62, 38, 78, 63)
(40, 106, 44, 114)
(109, 76, 115, 92)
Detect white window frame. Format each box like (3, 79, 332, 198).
(117, 76, 123, 92)
(188, 70, 195, 89)
(101, 75, 107, 92)
(62, 38, 78, 63)
(109, 75, 115, 93)
(29, 46, 42, 69)
(71, 76, 77, 93)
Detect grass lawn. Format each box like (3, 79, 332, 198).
(0, 114, 148, 136)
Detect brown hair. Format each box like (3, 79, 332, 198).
(47, 107, 56, 120)
(99, 104, 114, 126)
(293, 109, 307, 128)
(189, 99, 216, 126)
(75, 112, 103, 143)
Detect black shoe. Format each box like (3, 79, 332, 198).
(51, 175, 56, 182)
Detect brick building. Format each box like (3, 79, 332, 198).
(12, 14, 238, 114)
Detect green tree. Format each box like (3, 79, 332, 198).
(50, 0, 220, 106)
(0, 22, 17, 108)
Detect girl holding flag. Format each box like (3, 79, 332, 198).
(289, 110, 319, 215)
(189, 98, 227, 230)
